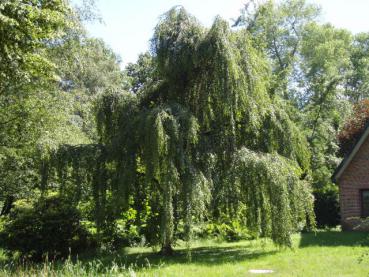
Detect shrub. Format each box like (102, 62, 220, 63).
(314, 188, 340, 228)
(197, 220, 252, 242)
(0, 194, 95, 261)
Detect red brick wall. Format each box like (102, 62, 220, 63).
(338, 135, 369, 230)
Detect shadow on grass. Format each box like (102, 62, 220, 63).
(299, 231, 369, 248)
(79, 243, 278, 271)
(79, 231, 369, 271)
(4, 231, 367, 273)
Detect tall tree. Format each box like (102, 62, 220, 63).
(124, 52, 156, 93)
(0, 0, 69, 93)
(300, 23, 352, 189)
(346, 33, 369, 102)
(0, 0, 122, 212)
(235, 0, 320, 98)
(91, 7, 315, 253)
(235, 0, 355, 227)
(0, 0, 73, 207)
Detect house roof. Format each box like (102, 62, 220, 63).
(332, 123, 369, 182)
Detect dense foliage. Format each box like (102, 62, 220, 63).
(235, 0, 369, 227)
(0, 194, 93, 261)
(313, 186, 340, 228)
(2, 0, 369, 260)
(90, 7, 315, 252)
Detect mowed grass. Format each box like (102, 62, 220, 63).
(0, 231, 369, 276)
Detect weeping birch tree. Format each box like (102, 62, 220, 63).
(93, 7, 315, 253)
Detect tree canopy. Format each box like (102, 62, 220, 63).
(3, 0, 369, 258)
(88, 7, 314, 252)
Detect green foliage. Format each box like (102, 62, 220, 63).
(115, 208, 140, 246)
(49, 32, 124, 141)
(235, 1, 358, 228)
(236, 0, 320, 96)
(124, 52, 156, 93)
(90, 7, 315, 251)
(46, 144, 108, 233)
(198, 220, 252, 242)
(346, 33, 369, 101)
(0, 0, 92, 207)
(296, 24, 352, 161)
(152, 7, 204, 85)
(52, 37, 123, 95)
(313, 185, 340, 228)
(0, 194, 95, 261)
(0, 0, 70, 90)
(0, 0, 125, 203)
(4, 0, 359, 257)
(231, 148, 315, 246)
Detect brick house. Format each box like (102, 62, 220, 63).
(333, 126, 369, 231)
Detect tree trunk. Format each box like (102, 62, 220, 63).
(160, 243, 174, 256)
(1, 195, 14, 216)
(160, 178, 174, 255)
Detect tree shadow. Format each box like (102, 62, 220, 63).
(299, 231, 369, 248)
(79, 242, 278, 271)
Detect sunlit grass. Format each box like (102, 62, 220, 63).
(0, 231, 368, 276)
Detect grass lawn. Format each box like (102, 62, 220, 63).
(1, 231, 369, 276)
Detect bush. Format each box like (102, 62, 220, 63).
(197, 220, 252, 242)
(0, 195, 95, 261)
(314, 188, 340, 228)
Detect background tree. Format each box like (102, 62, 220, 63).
(300, 23, 352, 189)
(124, 52, 156, 93)
(0, 0, 123, 214)
(235, 0, 320, 98)
(346, 33, 369, 102)
(0, 0, 74, 210)
(236, 0, 357, 228)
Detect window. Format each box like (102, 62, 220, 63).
(361, 190, 369, 218)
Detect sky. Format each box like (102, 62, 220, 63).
(81, 0, 369, 67)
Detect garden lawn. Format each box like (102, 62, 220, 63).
(1, 231, 368, 276)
